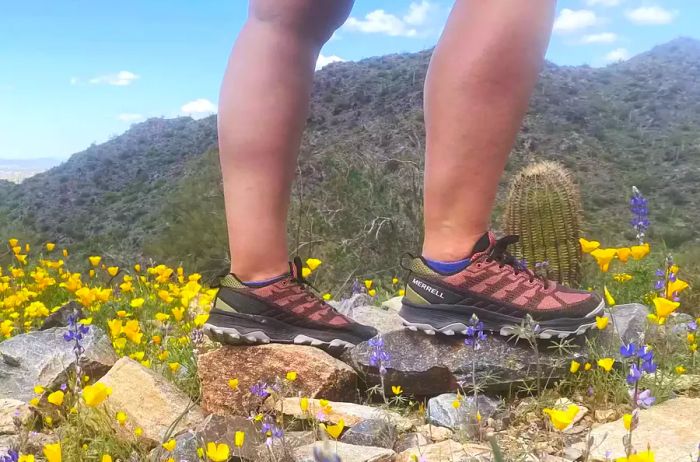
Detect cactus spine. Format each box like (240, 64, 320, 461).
(503, 161, 582, 286)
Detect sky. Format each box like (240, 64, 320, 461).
(0, 0, 697, 161)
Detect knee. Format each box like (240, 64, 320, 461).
(249, 0, 353, 45)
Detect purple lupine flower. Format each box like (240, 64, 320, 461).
(641, 360, 657, 374)
(368, 335, 390, 376)
(250, 381, 270, 398)
(464, 316, 487, 350)
(636, 389, 655, 408)
(626, 364, 642, 385)
(313, 446, 341, 462)
(620, 343, 636, 358)
(630, 186, 649, 244)
(0, 449, 18, 462)
(261, 416, 284, 447)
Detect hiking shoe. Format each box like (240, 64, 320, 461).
(399, 232, 605, 339)
(203, 257, 378, 351)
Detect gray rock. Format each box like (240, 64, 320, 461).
(348, 306, 404, 334)
(39, 301, 85, 330)
(0, 399, 30, 434)
(340, 419, 397, 449)
(330, 293, 373, 316)
(393, 432, 429, 453)
(381, 296, 403, 312)
(293, 441, 395, 462)
(257, 431, 316, 462)
(428, 393, 500, 433)
(0, 326, 117, 402)
(396, 440, 492, 462)
(0, 436, 18, 458)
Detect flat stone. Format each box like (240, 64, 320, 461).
(257, 431, 316, 462)
(199, 344, 358, 416)
(330, 293, 374, 316)
(574, 397, 700, 461)
(381, 296, 403, 313)
(269, 398, 413, 432)
(396, 440, 492, 462)
(416, 424, 454, 442)
(348, 306, 405, 334)
(427, 393, 501, 432)
(0, 326, 117, 402)
(0, 399, 30, 434)
(340, 419, 397, 448)
(594, 409, 615, 422)
(98, 357, 205, 447)
(293, 441, 395, 462)
(393, 432, 429, 453)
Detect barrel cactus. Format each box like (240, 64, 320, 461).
(503, 161, 582, 286)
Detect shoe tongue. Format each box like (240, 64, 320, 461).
(470, 231, 496, 255)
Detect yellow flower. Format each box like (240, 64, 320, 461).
(162, 439, 176, 451)
(543, 404, 579, 431)
(107, 267, 119, 277)
(451, 398, 461, 409)
(18, 455, 35, 462)
(653, 297, 680, 318)
(194, 313, 209, 327)
(667, 278, 689, 298)
(171, 307, 185, 322)
(300, 397, 309, 412)
(392, 277, 399, 285)
(47, 390, 65, 406)
(234, 431, 246, 448)
(596, 315, 610, 330)
(616, 247, 631, 263)
(134, 264, 141, 272)
(629, 243, 650, 260)
(228, 378, 239, 390)
(579, 238, 601, 253)
(102, 455, 112, 462)
(398, 289, 405, 296)
(34, 385, 46, 394)
(584, 362, 592, 371)
(322, 419, 345, 439)
(675, 365, 686, 375)
(306, 258, 322, 271)
(603, 286, 616, 306)
(597, 358, 615, 372)
(89, 256, 102, 267)
(569, 360, 581, 373)
(46, 243, 56, 252)
(364, 279, 373, 289)
(155, 312, 170, 322)
(368, 289, 377, 297)
(134, 427, 143, 437)
(616, 450, 655, 462)
(301, 267, 312, 278)
(63, 249, 69, 257)
(116, 411, 127, 426)
(42, 442, 62, 462)
(130, 298, 145, 309)
(391, 385, 402, 395)
(613, 273, 633, 283)
(8, 238, 19, 247)
(15, 254, 28, 265)
(622, 413, 633, 431)
(82, 383, 112, 407)
(590, 248, 617, 272)
(322, 293, 332, 301)
(168, 362, 181, 373)
(206, 442, 230, 462)
(286, 371, 298, 381)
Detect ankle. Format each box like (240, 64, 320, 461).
(230, 264, 289, 283)
(422, 232, 485, 262)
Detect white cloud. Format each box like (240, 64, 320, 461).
(585, 0, 622, 7)
(181, 98, 217, 118)
(625, 6, 676, 25)
(116, 113, 144, 122)
(89, 71, 139, 86)
(344, 1, 434, 37)
(581, 32, 618, 44)
(316, 54, 345, 70)
(69, 77, 79, 85)
(553, 9, 599, 33)
(604, 47, 630, 62)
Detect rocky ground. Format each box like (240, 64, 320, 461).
(1, 294, 699, 462)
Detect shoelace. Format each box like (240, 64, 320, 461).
(289, 256, 336, 307)
(479, 235, 549, 289)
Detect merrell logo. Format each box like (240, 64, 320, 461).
(412, 278, 445, 299)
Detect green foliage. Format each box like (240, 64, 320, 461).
(503, 161, 582, 285)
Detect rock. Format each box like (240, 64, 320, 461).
(396, 440, 492, 462)
(0, 437, 18, 457)
(293, 441, 396, 462)
(427, 393, 501, 432)
(416, 424, 454, 442)
(0, 326, 117, 402)
(594, 409, 615, 422)
(269, 398, 413, 432)
(343, 329, 585, 395)
(39, 301, 85, 330)
(199, 344, 358, 416)
(340, 419, 397, 449)
(348, 306, 405, 334)
(393, 432, 429, 453)
(381, 296, 403, 312)
(148, 431, 199, 462)
(257, 431, 316, 462)
(0, 399, 30, 434)
(98, 357, 205, 446)
(562, 446, 584, 461)
(330, 293, 373, 316)
(574, 397, 700, 461)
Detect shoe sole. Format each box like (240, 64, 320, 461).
(202, 323, 356, 351)
(399, 299, 605, 340)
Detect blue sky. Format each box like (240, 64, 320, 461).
(0, 0, 696, 161)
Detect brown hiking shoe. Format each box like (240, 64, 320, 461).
(400, 232, 604, 339)
(203, 257, 378, 351)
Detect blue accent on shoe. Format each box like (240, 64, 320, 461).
(423, 256, 471, 274)
(243, 274, 287, 287)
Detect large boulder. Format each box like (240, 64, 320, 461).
(98, 357, 205, 447)
(427, 393, 501, 432)
(198, 344, 358, 416)
(573, 397, 700, 461)
(347, 306, 405, 334)
(340, 418, 397, 449)
(0, 326, 117, 402)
